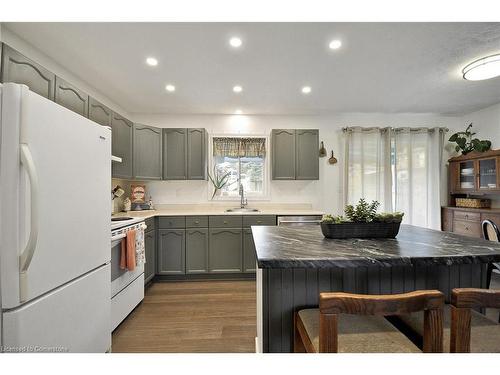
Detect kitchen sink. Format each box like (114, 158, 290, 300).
(225, 208, 260, 213)
(111, 217, 134, 221)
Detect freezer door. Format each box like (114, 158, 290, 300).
(2, 264, 111, 353)
(0, 83, 111, 308)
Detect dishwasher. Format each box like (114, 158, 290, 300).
(277, 215, 323, 226)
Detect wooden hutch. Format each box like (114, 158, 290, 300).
(442, 149, 500, 238)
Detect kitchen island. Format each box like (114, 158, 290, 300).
(253, 224, 500, 353)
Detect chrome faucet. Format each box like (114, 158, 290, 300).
(239, 183, 248, 208)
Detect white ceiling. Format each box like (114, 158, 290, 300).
(4, 22, 500, 115)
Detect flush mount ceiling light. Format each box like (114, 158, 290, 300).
(301, 86, 312, 94)
(329, 39, 342, 50)
(229, 37, 242, 48)
(165, 84, 176, 92)
(234, 109, 243, 115)
(145, 57, 158, 66)
(233, 85, 243, 93)
(463, 54, 500, 81)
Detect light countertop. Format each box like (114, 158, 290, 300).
(112, 203, 324, 219)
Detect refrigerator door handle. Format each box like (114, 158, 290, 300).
(19, 143, 39, 300)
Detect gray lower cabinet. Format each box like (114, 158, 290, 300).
(163, 128, 187, 179)
(157, 229, 186, 275)
(133, 124, 162, 180)
(144, 229, 156, 284)
(186, 228, 209, 273)
(272, 129, 296, 180)
(88, 97, 112, 127)
(1, 44, 55, 100)
(272, 129, 319, 180)
(187, 128, 206, 180)
(296, 129, 319, 180)
(54, 76, 89, 116)
(243, 229, 257, 273)
(111, 112, 133, 178)
(209, 228, 243, 273)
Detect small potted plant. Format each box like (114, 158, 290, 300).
(320, 199, 404, 239)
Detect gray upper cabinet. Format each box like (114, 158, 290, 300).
(54, 76, 89, 117)
(272, 129, 319, 180)
(209, 229, 243, 273)
(163, 128, 187, 180)
(111, 113, 133, 178)
(272, 129, 296, 180)
(88, 97, 112, 127)
(295, 129, 319, 180)
(186, 228, 209, 274)
(157, 229, 186, 275)
(187, 128, 207, 180)
(1, 44, 55, 100)
(133, 124, 162, 180)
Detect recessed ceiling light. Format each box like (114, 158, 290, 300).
(301, 86, 312, 94)
(463, 54, 500, 81)
(233, 85, 243, 93)
(234, 109, 243, 115)
(229, 37, 242, 48)
(329, 40, 342, 50)
(146, 57, 158, 66)
(165, 84, 176, 92)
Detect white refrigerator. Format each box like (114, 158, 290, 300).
(0, 83, 111, 352)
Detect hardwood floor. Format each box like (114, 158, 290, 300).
(111, 280, 257, 353)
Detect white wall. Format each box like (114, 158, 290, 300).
(0, 27, 130, 118)
(131, 112, 461, 214)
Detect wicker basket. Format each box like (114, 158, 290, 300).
(455, 198, 491, 209)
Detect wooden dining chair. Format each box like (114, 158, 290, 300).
(294, 290, 444, 353)
(450, 288, 500, 353)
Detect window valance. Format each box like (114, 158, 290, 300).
(213, 137, 266, 157)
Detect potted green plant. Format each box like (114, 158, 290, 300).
(320, 199, 404, 239)
(207, 166, 231, 199)
(448, 123, 491, 155)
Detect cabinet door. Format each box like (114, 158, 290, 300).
(243, 229, 257, 273)
(272, 129, 296, 180)
(186, 229, 209, 274)
(163, 128, 187, 180)
(187, 128, 206, 180)
(54, 76, 89, 116)
(157, 229, 186, 275)
(209, 229, 242, 273)
(456, 160, 476, 192)
(478, 157, 499, 191)
(111, 113, 133, 178)
(1, 44, 55, 99)
(144, 230, 156, 284)
(295, 129, 319, 180)
(133, 124, 162, 180)
(88, 97, 112, 127)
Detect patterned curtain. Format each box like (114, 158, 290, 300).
(213, 137, 266, 157)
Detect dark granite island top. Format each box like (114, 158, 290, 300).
(252, 224, 500, 269)
(254, 224, 500, 352)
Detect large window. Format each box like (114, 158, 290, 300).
(212, 136, 267, 198)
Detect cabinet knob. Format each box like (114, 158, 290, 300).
(257, 220, 262, 224)
(223, 220, 228, 224)
(195, 220, 200, 224)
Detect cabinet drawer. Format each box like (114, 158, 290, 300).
(243, 215, 276, 228)
(453, 220, 481, 237)
(158, 216, 186, 229)
(186, 216, 208, 228)
(453, 211, 480, 222)
(209, 215, 242, 228)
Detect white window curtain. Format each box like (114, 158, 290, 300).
(343, 127, 393, 212)
(344, 126, 446, 229)
(393, 128, 445, 230)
